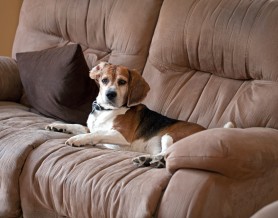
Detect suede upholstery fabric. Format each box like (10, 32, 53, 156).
(146, 0, 278, 81)
(20, 138, 171, 218)
(252, 201, 278, 218)
(0, 102, 61, 217)
(12, 0, 163, 71)
(158, 168, 278, 218)
(0, 0, 277, 217)
(166, 128, 278, 179)
(144, 0, 278, 128)
(16, 44, 98, 124)
(143, 0, 278, 129)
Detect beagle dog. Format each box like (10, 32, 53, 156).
(46, 62, 209, 168)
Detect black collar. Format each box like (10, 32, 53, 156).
(91, 101, 112, 113)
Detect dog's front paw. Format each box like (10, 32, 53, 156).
(45, 123, 72, 134)
(66, 136, 85, 147)
(132, 155, 153, 167)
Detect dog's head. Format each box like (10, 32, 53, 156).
(89, 62, 150, 109)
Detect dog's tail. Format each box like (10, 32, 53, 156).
(223, 121, 236, 128)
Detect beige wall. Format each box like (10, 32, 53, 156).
(0, 0, 23, 57)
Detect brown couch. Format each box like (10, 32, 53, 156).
(252, 201, 278, 218)
(1, 0, 278, 217)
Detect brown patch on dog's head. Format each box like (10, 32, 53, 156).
(89, 62, 111, 83)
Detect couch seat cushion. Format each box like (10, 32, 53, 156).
(20, 141, 171, 218)
(0, 101, 68, 217)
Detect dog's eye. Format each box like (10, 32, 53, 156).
(102, 78, 109, 84)
(118, 79, 127, 86)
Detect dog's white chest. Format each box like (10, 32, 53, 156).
(87, 108, 128, 132)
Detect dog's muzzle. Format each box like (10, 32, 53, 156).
(106, 90, 117, 101)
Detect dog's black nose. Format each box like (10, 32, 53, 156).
(106, 91, 117, 100)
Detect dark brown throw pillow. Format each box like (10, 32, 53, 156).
(16, 44, 98, 125)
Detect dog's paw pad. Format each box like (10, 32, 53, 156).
(53, 127, 64, 132)
(150, 155, 166, 168)
(45, 124, 72, 134)
(132, 155, 152, 167)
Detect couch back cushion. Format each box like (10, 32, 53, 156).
(12, 0, 163, 71)
(143, 0, 278, 129)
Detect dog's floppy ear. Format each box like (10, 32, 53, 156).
(127, 70, 150, 107)
(89, 62, 110, 81)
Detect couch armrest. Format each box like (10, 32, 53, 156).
(165, 128, 278, 179)
(0, 56, 22, 101)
